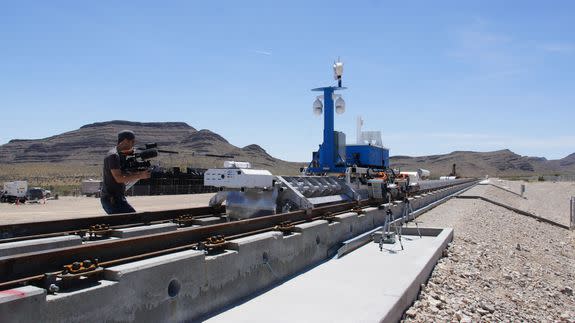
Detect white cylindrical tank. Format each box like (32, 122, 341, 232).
(417, 169, 431, 180)
(224, 161, 251, 169)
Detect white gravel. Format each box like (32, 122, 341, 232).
(401, 188, 575, 322)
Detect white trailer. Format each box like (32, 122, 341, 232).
(81, 179, 102, 197)
(1, 181, 28, 203)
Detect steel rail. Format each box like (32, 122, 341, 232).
(0, 205, 225, 241)
(0, 213, 222, 244)
(0, 180, 477, 288)
(0, 200, 372, 290)
(0, 200, 371, 285)
(0, 179, 475, 242)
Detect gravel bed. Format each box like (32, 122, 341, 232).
(463, 179, 575, 227)
(401, 197, 575, 322)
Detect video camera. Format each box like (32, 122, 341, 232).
(121, 143, 178, 172)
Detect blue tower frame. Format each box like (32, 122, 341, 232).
(307, 86, 347, 174)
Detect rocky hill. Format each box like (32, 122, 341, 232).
(0, 120, 302, 175)
(390, 149, 575, 178)
(0, 121, 573, 178)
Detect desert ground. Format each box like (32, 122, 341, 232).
(0, 193, 215, 224)
(403, 180, 575, 322)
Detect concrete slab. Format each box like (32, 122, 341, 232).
(0, 182, 475, 322)
(110, 222, 178, 238)
(191, 216, 225, 226)
(0, 235, 82, 257)
(333, 212, 359, 241)
(0, 286, 46, 322)
(104, 249, 208, 323)
(0, 285, 45, 304)
(207, 227, 453, 323)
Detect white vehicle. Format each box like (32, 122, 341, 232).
(1, 181, 28, 203)
(81, 179, 102, 197)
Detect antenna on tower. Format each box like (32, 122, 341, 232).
(356, 116, 363, 144)
(333, 57, 344, 87)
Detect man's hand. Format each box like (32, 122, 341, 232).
(138, 170, 151, 180)
(111, 169, 150, 184)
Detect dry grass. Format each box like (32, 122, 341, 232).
(0, 159, 303, 196)
(0, 163, 100, 195)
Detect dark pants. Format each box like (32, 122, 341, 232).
(100, 195, 136, 214)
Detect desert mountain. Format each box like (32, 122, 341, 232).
(0, 120, 301, 175)
(0, 121, 573, 178)
(390, 149, 575, 178)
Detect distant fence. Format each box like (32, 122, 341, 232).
(127, 182, 217, 196)
(126, 167, 218, 196)
(542, 175, 575, 182)
(517, 175, 575, 182)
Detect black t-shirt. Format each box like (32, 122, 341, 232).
(102, 147, 125, 197)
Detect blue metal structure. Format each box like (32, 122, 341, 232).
(307, 86, 347, 174)
(307, 84, 390, 174)
(345, 145, 389, 169)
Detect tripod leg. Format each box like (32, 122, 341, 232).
(409, 203, 422, 238)
(380, 213, 388, 252)
(394, 213, 404, 251)
(396, 223, 404, 250)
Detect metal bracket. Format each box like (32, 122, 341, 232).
(174, 215, 195, 227)
(321, 212, 336, 223)
(41, 258, 103, 293)
(199, 235, 228, 254)
(273, 221, 295, 235)
(60, 259, 100, 276)
(87, 224, 111, 238)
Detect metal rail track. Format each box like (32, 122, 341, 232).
(0, 179, 477, 289)
(0, 179, 473, 242)
(0, 205, 226, 242)
(0, 200, 371, 287)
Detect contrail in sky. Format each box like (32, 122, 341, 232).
(253, 50, 272, 56)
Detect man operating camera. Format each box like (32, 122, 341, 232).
(100, 130, 151, 214)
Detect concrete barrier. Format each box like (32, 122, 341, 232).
(111, 222, 178, 238)
(0, 181, 477, 322)
(0, 236, 82, 257)
(0, 286, 46, 322)
(207, 227, 454, 323)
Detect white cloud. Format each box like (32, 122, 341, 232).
(253, 50, 272, 56)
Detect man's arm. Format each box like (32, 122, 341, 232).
(110, 169, 151, 184)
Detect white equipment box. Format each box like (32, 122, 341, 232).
(204, 168, 274, 189)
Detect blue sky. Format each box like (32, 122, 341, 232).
(0, 1, 573, 162)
